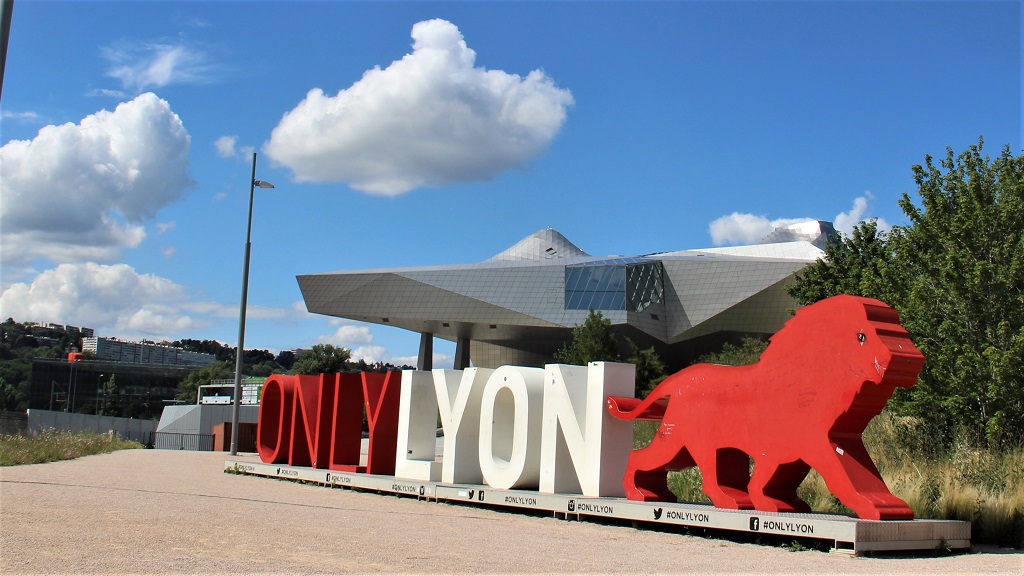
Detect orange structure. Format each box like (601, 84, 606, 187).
(607, 295, 924, 520)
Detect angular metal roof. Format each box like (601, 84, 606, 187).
(297, 224, 831, 369)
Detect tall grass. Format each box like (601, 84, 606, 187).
(0, 429, 141, 466)
(633, 414, 1024, 547)
(866, 413, 1024, 548)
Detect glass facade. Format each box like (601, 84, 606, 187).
(627, 262, 665, 312)
(565, 259, 664, 312)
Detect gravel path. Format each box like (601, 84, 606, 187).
(1, 449, 1021, 575)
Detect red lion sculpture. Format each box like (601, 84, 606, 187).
(607, 295, 924, 520)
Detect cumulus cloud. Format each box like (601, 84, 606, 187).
(0, 262, 295, 342)
(214, 135, 254, 159)
(709, 214, 811, 246)
(708, 193, 888, 246)
(311, 319, 451, 367)
(214, 135, 237, 158)
(833, 192, 890, 235)
(0, 93, 193, 266)
(315, 320, 393, 364)
(264, 18, 574, 195)
(103, 41, 214, 93)
(318, 321, 374, 347)
(0, 263, 203, 338)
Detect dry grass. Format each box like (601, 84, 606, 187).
(0, 429, 141, 466)
(633, 414, 1024, 547)
(867, 414, 1024, 547)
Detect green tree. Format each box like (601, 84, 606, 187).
(554, 310, 668, 395)
(890, 141, 1024, 445)
(0, 354, 30, 411)
(627, 340, 667, 396)
(275, 350, 297, 371)
(788, 219, 893, 306)
(176, 361, 233, 403)
(696, 337, 768, 366)
(788, 140, 1024, 445)
(290, 344, 353, 375)
(99, 375, 121, 416)
(248, 361, 279, 378)
(171, 339, 235, 362)
(0, 376, 18, 411)
(554, 309, 620, 365)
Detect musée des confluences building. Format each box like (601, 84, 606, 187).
(297, 221, 835, 372)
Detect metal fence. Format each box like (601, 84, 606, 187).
(152, 432, 213, 451)
(25, 409, 156, 444)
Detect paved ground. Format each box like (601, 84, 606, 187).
(1, 449, 1021, 575)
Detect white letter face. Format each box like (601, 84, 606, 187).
(433, 368, 492, 484)
(539, 362, 636, 497)
(394, 370, 441, 481)
(478, 366, 545, 490)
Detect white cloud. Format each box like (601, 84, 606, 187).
(1, 110, 39, 120)
(103, 41, 214, 93)
(291, 300, 313, 317)
(214, 135, 237, 158)
(0, 263, 204, 338)
(160, 246, 176, 258)
(318, 321, 375, 347)
(709, 213, 810, 246)
(709, 193, 891, 246)
(309, 316, 451, 367)
(350, 345, 388, 364)
(214, 135, 254, 159)
(314, 320, 402, 365)
(264, 18, 574, 195)
(92, 88, 130, 99)
(833, 192, 890, 235)
(0, 93, 193, 267)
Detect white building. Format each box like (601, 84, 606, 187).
(82, 337, 217, 367)
(297, 222, 835, 370)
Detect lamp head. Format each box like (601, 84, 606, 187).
(254, 180, 275, 189)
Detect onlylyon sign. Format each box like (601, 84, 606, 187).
(256, 296, 926, 520)
(256, 362, 636, 498)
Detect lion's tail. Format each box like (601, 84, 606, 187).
(606, 377, 675, 421)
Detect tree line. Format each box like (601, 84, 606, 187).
(788, 139, 1024, 447)
(173, 344, 414, 403)
(0, 322, 411, 414)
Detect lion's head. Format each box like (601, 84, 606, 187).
(764, 295, 924, 390)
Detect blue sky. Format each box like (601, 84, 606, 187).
(1, 1, 1020, 368)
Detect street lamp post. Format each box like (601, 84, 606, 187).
(230, 152, 274, 455)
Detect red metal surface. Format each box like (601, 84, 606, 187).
(256, 371, 402, 475)
(328, 373, 366, 472)
(608, 295, 925, 520)
(256, 374, 295, 464)
(361, 371, 401, 476)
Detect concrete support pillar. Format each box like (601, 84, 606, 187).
(454, 337, 471, 369)
(417, 332, 433, 371)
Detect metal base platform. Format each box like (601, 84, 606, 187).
(225, 460, 970, 556)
